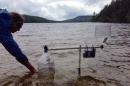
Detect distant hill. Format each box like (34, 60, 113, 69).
(22, 14, 55, 23)
(22, 15, 93, 23)
(0, 8, 92, 23)
(62, 16, 92, 22)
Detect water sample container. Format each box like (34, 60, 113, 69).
(38, 51, 55, 85)
(83, 47, 96, 58)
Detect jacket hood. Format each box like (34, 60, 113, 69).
(0, 10, 12, 36)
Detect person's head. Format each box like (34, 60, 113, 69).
(10, 12, 24, 33)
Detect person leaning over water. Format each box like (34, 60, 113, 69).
(0, 9, 37, 74)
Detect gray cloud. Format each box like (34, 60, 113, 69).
(0, 0, 112, 21)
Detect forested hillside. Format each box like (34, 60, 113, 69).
(62, 16, 92, 22)
(92, 0, 130, 23)
(22, 14, 55, 23)
(0, 9, 54, 23)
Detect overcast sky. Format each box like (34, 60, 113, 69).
(0, 0, 112, 21)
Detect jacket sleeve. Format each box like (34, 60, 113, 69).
(0, 36, 28, 64)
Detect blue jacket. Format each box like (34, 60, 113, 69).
(0, 10, 28, 64)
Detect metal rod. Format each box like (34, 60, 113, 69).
(78, 45, 81, 77)
(49, 46, 103, 51)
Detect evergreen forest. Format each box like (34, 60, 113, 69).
(92, 0, 130, 23)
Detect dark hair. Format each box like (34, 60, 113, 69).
(10, 12, 24, 22)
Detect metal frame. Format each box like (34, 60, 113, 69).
(48, 45, 103, 77)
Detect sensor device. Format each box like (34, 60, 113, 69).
(83, 46, 96, 58)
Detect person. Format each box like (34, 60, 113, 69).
(0, 9, 37, 74)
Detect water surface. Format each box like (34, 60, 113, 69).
(0, 23, 130, 86)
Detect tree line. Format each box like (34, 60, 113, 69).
(92, 0, 130, 23)
(22, 14, 55, 23)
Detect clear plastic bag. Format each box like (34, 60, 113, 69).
(38, 51, 55, 85)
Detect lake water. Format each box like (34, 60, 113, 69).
(0, 23, 130, 86)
